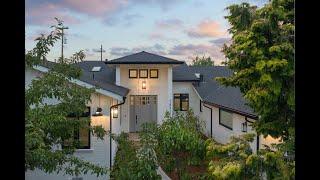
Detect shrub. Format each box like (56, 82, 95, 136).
(110, 132, 161, 180)
(158, 110, 206, 160)
(206, 133, 295, 180)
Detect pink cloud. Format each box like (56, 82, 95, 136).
(64, 0, 128, 16)
(168, 43, 226, 65)
(26, 2, 81, 26)
(186, 19, 227, 38)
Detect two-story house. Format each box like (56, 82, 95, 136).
(25, 51, 280, 180)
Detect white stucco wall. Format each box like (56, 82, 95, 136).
(118, 64, 172, 131)
(25, 68, 120, 180)
(172, 82, 202, 116)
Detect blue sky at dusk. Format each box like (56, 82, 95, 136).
(26, 0, 266, 65)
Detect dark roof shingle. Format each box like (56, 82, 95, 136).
(105, 51, 184, 64)
(39, 61, 129, 97)
(172, 65, 256, 117)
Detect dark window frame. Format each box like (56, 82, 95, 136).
(129, 69, 138, 78)
(174, 93, 189, 111)
(139, 69, 148, 78)
(63, 107, 91, 149)
(149, 69, 159, 78)
(219, 108, 233, 130)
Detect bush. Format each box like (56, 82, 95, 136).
(206, 133, 295, 180)
(140, 110, 207, 178)
(158, 110, 206, 160)
(110, 132, 161, 180)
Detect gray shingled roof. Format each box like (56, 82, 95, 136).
(39, 61, 129, 97)
(38, 56, 255, 116)
(173, 63, 199, 81)
(186, 66, 256, 117)
(105, 51, 184, 64)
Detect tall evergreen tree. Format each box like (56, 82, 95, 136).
(217, 0, 294, 140)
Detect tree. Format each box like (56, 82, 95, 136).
(191, 55, 214, 66)
(25, 18, 108, 177)
(217, 0, 294, 142)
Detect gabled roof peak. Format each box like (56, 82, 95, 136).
(105, 51, 184, 64)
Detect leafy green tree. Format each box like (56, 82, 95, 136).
(25, 18, 108, 177)
(191, 55, 214, 66)
(217, 0, 294, 141)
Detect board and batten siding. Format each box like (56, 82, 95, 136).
(25, 68, 118, 180)
(118, 64, 172, 132)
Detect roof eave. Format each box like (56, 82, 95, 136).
(105, 61, 184, 65)
(202, 100, 258, 120)
(173, 80, 199, 82)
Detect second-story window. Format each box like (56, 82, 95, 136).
(139, 69, 148, 78)
(129, 69, 138, 78)
(150, 69, 158, 78)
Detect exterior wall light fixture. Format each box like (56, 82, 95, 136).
(112, 107, 118, 118)
(241, 121, 247, 132)
(92, 107, 103, 116)
(142, 80, 146, 90)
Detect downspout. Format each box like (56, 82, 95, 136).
(203, 102, 213, 138)
(109, 96, 126, 168)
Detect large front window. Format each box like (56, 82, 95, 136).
(219, 109, 233, 130)
(174, 94, 189, 111)
(63, 107, 91, 149)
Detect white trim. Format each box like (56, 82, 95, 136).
(75, 149, 94, 153)
(191, 85, 203, 101)
(33, 65, 124, 101)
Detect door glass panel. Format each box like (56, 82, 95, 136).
(130, 96, 134, 105)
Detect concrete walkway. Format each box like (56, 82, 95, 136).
(127, 133, 171, 180)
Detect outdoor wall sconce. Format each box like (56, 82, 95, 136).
(92, 107, 103, 116)
(142, 80, 146, 90)
(241, 121, 247, 132)
(113, 107, 118, 118)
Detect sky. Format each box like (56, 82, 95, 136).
(25, 0, 267, 65)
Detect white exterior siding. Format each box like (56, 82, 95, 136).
(172, 82, 202, 116)
(25, 68, 119, 180)
(202, 104, 213, 137)
(172, 82, 215, 136)
(201, 103, 259, 153)
(118, 64, 172, 131)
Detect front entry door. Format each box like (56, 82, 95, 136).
(129, 95, 157, 132)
